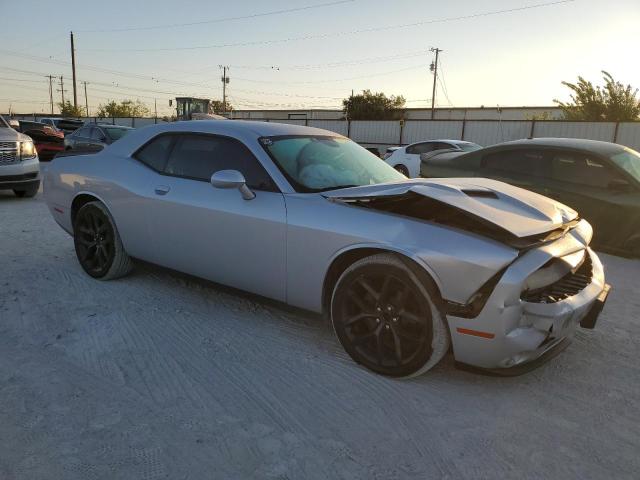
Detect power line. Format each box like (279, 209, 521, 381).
(180, 50, 428, 79)
(437, 58, 453, 106)
(79, 1, 575, 52)
(233, 64, 426, 85)
(76, 0, 354, 33)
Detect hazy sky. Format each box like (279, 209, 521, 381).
(1, 0, 638, 115)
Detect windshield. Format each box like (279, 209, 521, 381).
(610, 147, 640, 183)
(458, 142, 482, 152)
(262, 135, 405, 192)
(0, 115, 9, 128)
(105, 127, 131, 141)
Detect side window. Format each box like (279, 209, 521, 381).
(163, 134, 277, 191)
(134, 135, 174, 172)
(433, 142, 454, 151)
(90, 127, 105, 141)
(406, 143, 434, 155)
(482, 149, 549, 177)
(74, 126, 88, 138)
(550, 152, 618, 188)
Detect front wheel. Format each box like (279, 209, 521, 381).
(331, 254, 449, 377)
(13, 183, 39, 198)
(73, 201, 133, 280)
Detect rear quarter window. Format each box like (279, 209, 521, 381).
(134, 135, 174, 172)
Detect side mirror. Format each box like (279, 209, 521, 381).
(8, 119, 19, 130)
(210, 169, 255, 200)
(608, 178, 631, 193)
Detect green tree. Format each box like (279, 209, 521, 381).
(343, 90, 406, 120)
(210, 99, 233, 114)
(58, 100, 84, 117)
(96, 99, 150, 118)
(554, 71, 640, 121)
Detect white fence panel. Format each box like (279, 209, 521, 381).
(350, 121, 399, 144)
(615, 123, 640, 151)
(464, 121, 532, 146)
(268, 119, 306, 126)
(533, 121, 615, 141)
(113, 117, 134, 127)
(133, 118, 158, 128)
(402, 121, 463, 144)
(308, 120, 349, 136)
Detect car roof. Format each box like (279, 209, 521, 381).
(96, 124, 133, 129)
(107, 120, 345, 156)
(408, 139, 470, 146)
(495, 137, 625, 155)
(152, 120, 338, 137)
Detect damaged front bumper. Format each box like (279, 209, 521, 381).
(446, 242, 609, 373)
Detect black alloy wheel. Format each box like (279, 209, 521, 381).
(332, 262, 435, 377)
(74, 204, 116, 278)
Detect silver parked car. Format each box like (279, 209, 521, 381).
(0, 115, 40, 197)
(44, 121, 609, 377)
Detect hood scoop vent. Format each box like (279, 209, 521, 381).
(461, 189, 499, 199)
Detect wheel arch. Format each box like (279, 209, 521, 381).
(321, 244, 444, 316)
(70, 191, 112, 231)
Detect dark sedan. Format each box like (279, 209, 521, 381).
(421, 137, 640, 257)
(64, 124, 133, 152)
(17, 121, 65, 161)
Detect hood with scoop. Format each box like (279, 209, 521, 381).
(323, 178, 579, 248)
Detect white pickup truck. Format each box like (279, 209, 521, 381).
(0, 115, 40, 197)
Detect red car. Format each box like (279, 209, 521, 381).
(17, 121, 65, 161)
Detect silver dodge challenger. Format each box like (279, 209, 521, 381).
(44, 121, 610, 377)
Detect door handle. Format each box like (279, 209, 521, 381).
(154, 185, 170, 195)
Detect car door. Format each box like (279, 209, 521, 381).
(146, 133, 287, 301)
(544, 150, 631, 248)
(404, 142, 434, 177)
(72, 126, 92, 149)
(479, 148, 551, 196)
(89, 126, 109, 149)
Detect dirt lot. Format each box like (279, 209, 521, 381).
(1, 189, 639, 480)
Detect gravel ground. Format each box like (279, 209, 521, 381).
(1, 189, 639, 480)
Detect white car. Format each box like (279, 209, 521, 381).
(384, 140, 481, 177)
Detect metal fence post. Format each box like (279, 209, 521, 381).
(347, 120, 351, 139)
(529, 120, 536, 138)
(613, 122, 620, 143)
(399, 119, 404, 145)
(461, 119, 466, 140)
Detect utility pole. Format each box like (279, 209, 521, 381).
(429, 47, 442, 120)
(46, 75, 54, 114)
(220, 65, 229, 115)
(83, 81, 89, 117)
(58, 76, 65, 105)
(70, 31, 78, 109)
(154, 98, 157, 119)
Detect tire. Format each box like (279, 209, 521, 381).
(73, 201, 133, 280)
(13, 184, 39, 198)
(330, 253, 449, 377)
(394, 164, 410, 177)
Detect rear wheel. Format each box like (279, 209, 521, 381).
(394, 164, 410, 177)
(331, 254, 449, 377)
(73, 201, 133, 280)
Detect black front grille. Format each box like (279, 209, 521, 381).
(0, 172, 38, 182)
(521, 254, 593, 303)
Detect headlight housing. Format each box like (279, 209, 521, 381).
(19, 140, 37, 160)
